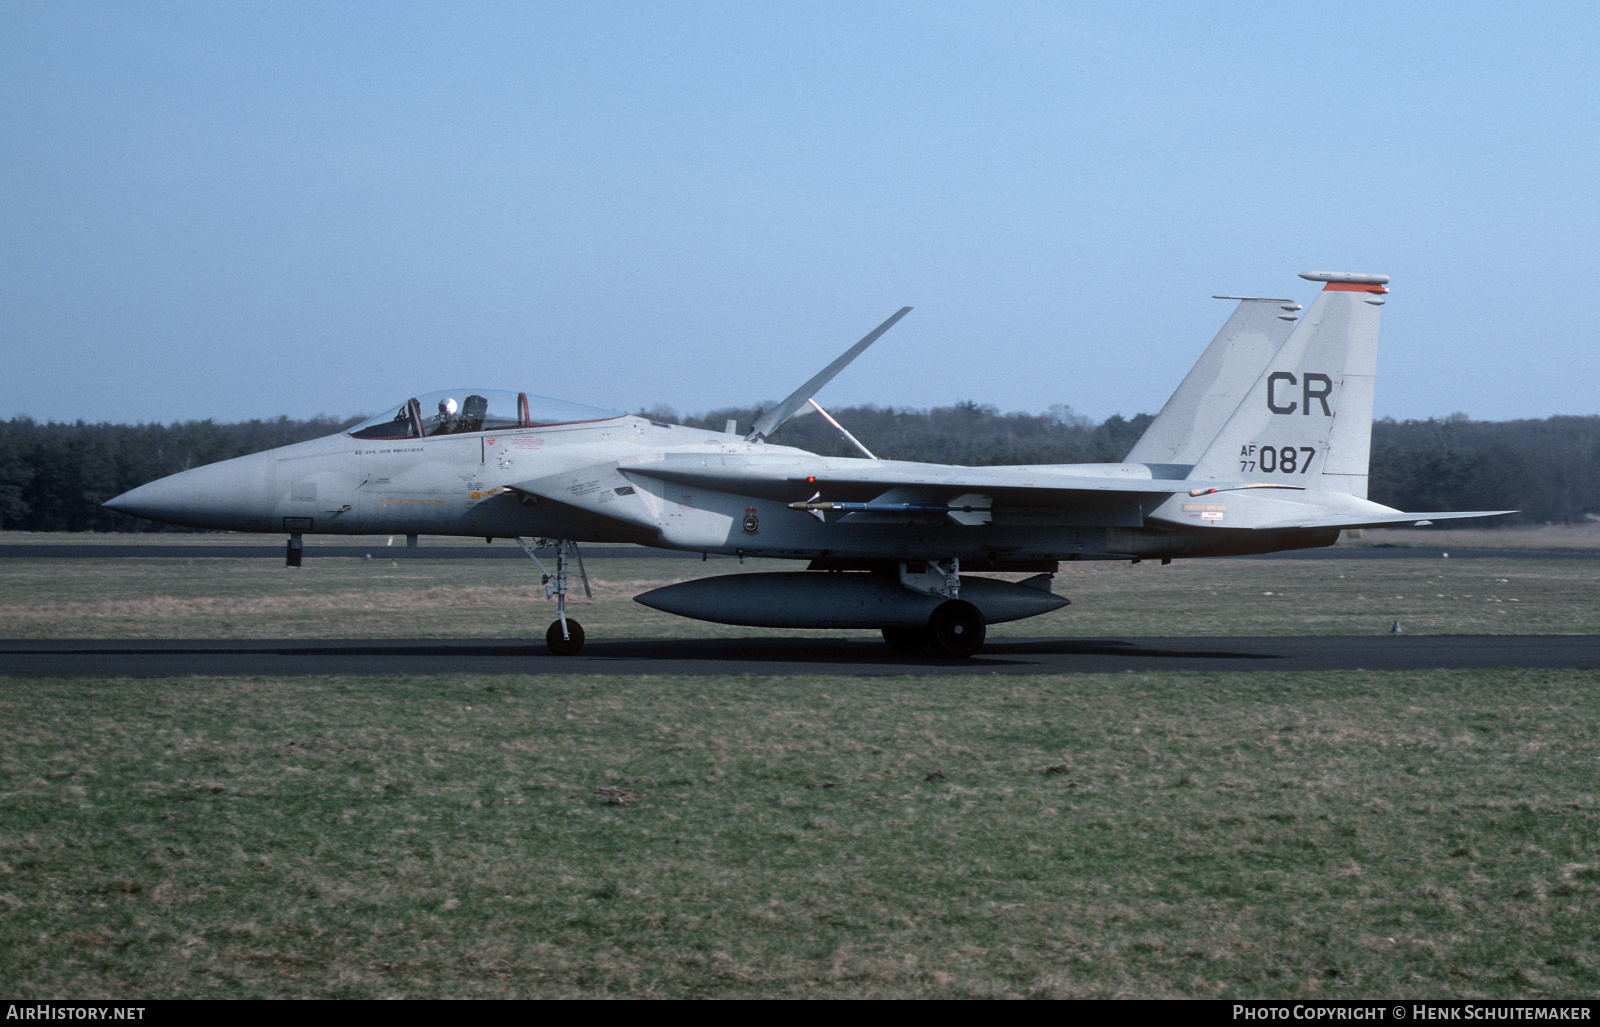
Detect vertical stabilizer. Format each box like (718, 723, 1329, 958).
(1126, 295, 1301, 472)
(1186, 272, 1388, 497)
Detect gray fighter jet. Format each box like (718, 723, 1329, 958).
(104, 272, 1512, 656)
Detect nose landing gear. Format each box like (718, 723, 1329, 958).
(546, 618, 586, 656)
(516, 538, 590, 655)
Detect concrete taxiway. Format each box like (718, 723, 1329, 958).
(0, 544, 712, 560)
(3, 544, 1598, 561)
(1, 635, 1596, 677)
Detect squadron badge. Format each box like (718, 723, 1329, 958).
(742, 507, 760, 535)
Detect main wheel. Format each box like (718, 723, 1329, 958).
(927, 600, 986, 657)
(546, 618, 586, 656)
(882, 626, 930, 653)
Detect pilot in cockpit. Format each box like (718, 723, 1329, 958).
(460, 394, 488, 433)
(435, 397, 459, 435)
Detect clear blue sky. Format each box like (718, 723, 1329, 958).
(3, 2, 1596, 426)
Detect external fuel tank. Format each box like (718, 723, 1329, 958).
(634, 572, 1069, 629)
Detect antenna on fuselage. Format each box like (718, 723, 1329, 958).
(745, 306, 911, 443)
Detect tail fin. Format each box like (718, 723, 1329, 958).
(1126, 295, 1301, 473)
(1187, 272, 1388, 497)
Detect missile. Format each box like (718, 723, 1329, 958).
(787, 491, 993, 526)
(634, 571, 1069, 629)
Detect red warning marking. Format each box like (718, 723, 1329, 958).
(1322, 282, 1389, 293)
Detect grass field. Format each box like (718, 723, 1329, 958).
(2, 668, 1599, 998)
(0, 553, 1597, 640)
(2, 538, 1597, 998)
(0, 547, 1593, 636)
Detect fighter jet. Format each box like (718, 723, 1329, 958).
(104, 272, 1512, 657)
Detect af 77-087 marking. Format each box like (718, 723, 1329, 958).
(105, 272, 1512, 657)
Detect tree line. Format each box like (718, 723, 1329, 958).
(0, 416, 359, 533)
(1, 406, 1595, 532)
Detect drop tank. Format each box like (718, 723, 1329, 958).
(634, 571, 1069, 629)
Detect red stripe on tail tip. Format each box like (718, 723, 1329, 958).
(1322, 282, 1389, 293)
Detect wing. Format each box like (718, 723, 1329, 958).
(512, 454, 1511, 534)
(619, 452, 1242, 499)
(614, 453, 1268, 528)
(502, 453, 1228, 532)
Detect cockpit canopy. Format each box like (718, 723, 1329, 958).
(348, 389, 623, 440)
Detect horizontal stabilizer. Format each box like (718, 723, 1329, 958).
(1253, 510, 1517, 531)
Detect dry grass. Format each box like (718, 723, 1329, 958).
(1352, 523, 1600, 550)
(0, 554, 1596, 639)
(2, 669, 1599, 998)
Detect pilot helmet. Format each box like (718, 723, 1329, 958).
(439, 397, 459, 417)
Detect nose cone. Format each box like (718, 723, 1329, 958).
(103, 451, 276, 531)
(103, 480, 170, 518)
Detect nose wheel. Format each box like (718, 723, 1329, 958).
(516, 537, 591, 656)
(546, 618, 585, 656)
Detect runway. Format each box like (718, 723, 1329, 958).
(3, 544, 1597, 560)
(0, 544, 711, 560)
(2, 634, 1596, 677)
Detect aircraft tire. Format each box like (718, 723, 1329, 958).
(881, 626, 930, 653)
(927, 600, 985, 658)
(546, 619, 586, 656)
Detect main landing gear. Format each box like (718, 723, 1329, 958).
(929, 599, 986, 657)
(881, 627, 929, 653)
(878, 559, 987, 658)
(881, 599, 988, 658)
(516, 538, 590, 655)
